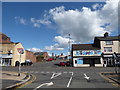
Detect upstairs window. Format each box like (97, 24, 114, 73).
(104, 47, 112, 52)
(105, 41, 113, 45)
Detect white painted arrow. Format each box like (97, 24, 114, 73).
(33, 82, 53, 90)
(51, 72, 61, 79)
(84, 73, 90, 81)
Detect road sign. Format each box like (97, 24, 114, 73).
(17, 48, 24, 54)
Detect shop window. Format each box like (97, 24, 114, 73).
(106, 41, 113, 45)
(94, 59, 101, 64)
(83, 59, 90, 64)
(104, 47, 112, 52)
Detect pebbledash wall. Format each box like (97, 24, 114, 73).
(71, 32, 120, 67)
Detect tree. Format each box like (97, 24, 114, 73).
(36, 55, 44, 62)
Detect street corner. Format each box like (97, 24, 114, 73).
(99, 72, 120, 87)
(1, 71, 26, 81)
(17, 73, 36, 89)
(2, 71, 36, 90)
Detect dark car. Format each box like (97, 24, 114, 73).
(65, 61, 71, 66)
(21, 60, 33, 66)
(59, 62, 66, 66)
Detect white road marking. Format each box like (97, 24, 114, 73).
(51, 72, 62, 79)
(30, 71, 34, 73)
(67, 72, 73, 88)
(51, 72, 55, 73)
(63, 72, 67, 74)
(35, 71, 38, 73)
(33, 82, 53, 90)
(46, 72, 50, 73)
(84, 73, 90, 80)
(41, 72, 44, 73)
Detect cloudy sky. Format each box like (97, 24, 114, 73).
(2, 0, 119, 56)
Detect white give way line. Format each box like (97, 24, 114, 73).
(33, 82, 53, 90)
(51, 72, 62, 79)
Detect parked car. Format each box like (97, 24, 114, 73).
(65, 61, 71, 66)
(59, 62, 66, 66)
(46, 58, 54, 61)
(21, 60, 33, 66)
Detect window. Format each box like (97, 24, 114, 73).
(104, 47, 112, 52)
(106, 41, 113, 45)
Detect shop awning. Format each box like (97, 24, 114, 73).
(102, 55, 113, 57)
(1, 54, 12, 58)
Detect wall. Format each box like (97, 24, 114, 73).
(26, 51, 36, 63)
(43, 52, 49, 60)
(100, 41, 119, 53)
(12, 43, 26, 66)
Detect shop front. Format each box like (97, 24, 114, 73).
(0, 54, 12, 66)
(102, 53, 120, 67)
(73, 56, 102, 67)
(72, 50, 103, 67)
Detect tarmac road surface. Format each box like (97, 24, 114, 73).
(2, 60, 120, 89)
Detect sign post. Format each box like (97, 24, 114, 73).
(17, 48, 24, 76)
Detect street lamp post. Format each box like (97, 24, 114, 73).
(68, 34, 70, 61)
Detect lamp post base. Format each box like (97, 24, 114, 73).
(18, 73, 20, 76)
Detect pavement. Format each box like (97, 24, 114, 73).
(100, 72, 120, 87)
(0, 70, 33, 90)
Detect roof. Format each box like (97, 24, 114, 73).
(34, 52, 48, 55)
(95, 36, 120, 41)
(72, 44, 100, 50)
(0, 42, 20, 44)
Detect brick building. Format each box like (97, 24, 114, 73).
(26, 50, 37, 63)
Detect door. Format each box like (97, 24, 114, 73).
(90, 59, 95, 67)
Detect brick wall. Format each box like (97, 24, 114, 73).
(0, 33, 11, 43)
(26, 51, 37, 63)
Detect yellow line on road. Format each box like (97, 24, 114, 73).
(17, 73, 36, 88)
(99, 72, 120, 88)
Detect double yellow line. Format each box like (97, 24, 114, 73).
(99, 72, 120, 88)
(16, 73, 36, 88)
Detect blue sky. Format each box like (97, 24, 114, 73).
(2, 1, 118, 56)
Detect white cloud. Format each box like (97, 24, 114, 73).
(33, 23, 40, 28)
(27, 48, 43, 52)
(38, 19, 51, 25)
(30, 18, 36, 23)
(15, 16, 27, 25)
(44, 0, 118, 43)
(45, 45, 64, 51)
(30, 17, 51, 28)
(45, 36, 75, 51)
(92, 3, 103, 10)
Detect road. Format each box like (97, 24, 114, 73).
(2, 60, 120, 89)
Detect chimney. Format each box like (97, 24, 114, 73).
(104, 32, 109, 37)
